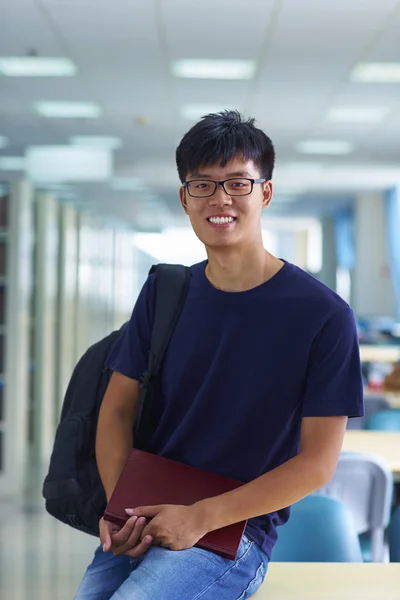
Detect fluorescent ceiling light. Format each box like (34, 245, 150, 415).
(39, 183, 75, 192)
(34, 101, 102, 118)
(26, 146, 112, 182)
(274, 163, 400, 190)
(0, 57, 77, 77)
(60, 191, 79, 201)
(276, 187, 307, 196)
(283, 162, 323, 173)
(171, 59, 255, 80)
(0, 136, 9, 149)
(351, 62, 400, 83)
(274, 194, 303, 203)
(327, 106, 389, 123)
(0, 156, 26, 171)
(180, 103, 240, 120)
(296, 140, 354, 156)
(70, 136, 122, 150)
(39, 183, 78, 200)
(110, 177, 147, 191)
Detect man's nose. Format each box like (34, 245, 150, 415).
(209, 183, 232, 205)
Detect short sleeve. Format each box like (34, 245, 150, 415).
(301, 307, 364, 418)
(106, 274, 157, 381)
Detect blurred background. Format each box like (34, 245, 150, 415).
(1, 1, 400, 598)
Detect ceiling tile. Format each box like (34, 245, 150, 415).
(0, 0, 65, 55)
(161, 0, 277, 59)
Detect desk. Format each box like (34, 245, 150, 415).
(342, 431, 400, 481)
(385, 392, 400, 409)
(254, 563, 400, 600)
(360, 344, 400, 363)
(365, 390, 400, 409)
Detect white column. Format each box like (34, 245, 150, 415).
(0, 181, 33, 496)
(75, 215, 118, 356)
(353, 193, 397, 317)
(75, 213, 92, 359)
(56, 204, 78, 411)
(31, 192, 59, 467)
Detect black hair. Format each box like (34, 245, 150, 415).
(176, 110, 275, 183)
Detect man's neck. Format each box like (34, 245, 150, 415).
(205, 246, 284, 293)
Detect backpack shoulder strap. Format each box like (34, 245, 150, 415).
(147, 263, 190, 378)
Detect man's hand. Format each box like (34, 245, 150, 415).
(100, 517, 152, 557)
(124, 504, 208, 557)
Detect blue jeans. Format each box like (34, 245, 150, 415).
(74, 535, 268, 600)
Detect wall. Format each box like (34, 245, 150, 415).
(353, 193, 397, 318)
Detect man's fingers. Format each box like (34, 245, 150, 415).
(124, 536, 153, 558)
(111, 516, 140, 545)
(126, 506, 161, 519)
(125, 518, 147, 548)
(99, 518, 114, 552)
(111, 517, 147, 555)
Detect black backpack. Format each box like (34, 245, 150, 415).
(42, 264, 190, 537)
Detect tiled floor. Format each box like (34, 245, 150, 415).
(0, 495, 97, 600)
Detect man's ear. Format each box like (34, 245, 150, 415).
(263, 181, 273, 209)
(179, 186, 189, 214)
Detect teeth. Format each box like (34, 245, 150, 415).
(209, 217, 235, 224)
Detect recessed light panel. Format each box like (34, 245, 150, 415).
(171, 59, 255, 80)
(35, 102, 102, 118)
(296, 140, 354, 155)
(351, 62, 400, 83)
(0, 57, 77, 76)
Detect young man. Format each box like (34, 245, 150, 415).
(74, 111, 364, 599)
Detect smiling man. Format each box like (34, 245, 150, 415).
(74, 111, 364, 600)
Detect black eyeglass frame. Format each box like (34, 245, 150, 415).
(183, 178, 267, 198)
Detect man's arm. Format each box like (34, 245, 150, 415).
(96, 371, 153, 555)
(197, 415, 347, 530)
(96, 370, 140, 501)
(129, 415, 347, 552)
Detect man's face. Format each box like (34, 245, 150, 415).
(179, 156, 273, 250)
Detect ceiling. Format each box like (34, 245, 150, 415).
(1, 0, 400, 229)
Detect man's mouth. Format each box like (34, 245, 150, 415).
(207, 216, 237, 225)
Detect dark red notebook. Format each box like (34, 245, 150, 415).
(104, 449, 247, 560)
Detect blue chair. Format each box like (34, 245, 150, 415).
(271, 494, 363, 562)
(389, 506, 400, 562)
(364, 409, 400, 431)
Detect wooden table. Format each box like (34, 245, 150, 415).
(365, 390, 400, 409)
(385, 392, 400, 409)
(342, 430, 400, 481)
(254, 563, 400, 600)
(360, 344, 400, 363)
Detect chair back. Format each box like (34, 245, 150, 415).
(389, 506, 400, 562)
(316, 452, 393, 562)
(364, 409, 400, 431)
(271, 494, 363, 562)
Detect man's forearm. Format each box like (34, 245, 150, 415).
(96, 414, 134, 502)
(196, 453, 332, 532)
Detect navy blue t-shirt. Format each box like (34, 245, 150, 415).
(106, 260, 364, 558)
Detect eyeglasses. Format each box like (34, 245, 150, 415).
(184, 178, 266, 198)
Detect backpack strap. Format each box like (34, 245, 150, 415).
(148, 263, 191, 377)
(135, 264, 190, 447)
